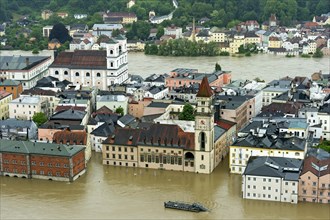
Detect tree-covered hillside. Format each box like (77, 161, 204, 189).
(0, 0, 329, 27)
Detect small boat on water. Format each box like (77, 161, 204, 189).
(164, 201, 208, 212)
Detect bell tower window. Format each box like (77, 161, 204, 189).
(200, 132, 206, 151)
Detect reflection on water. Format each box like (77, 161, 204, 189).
(1, 153, 329, 219)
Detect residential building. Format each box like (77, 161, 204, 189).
(103, 12, 137, 24)
(52, 129, 91, 161)
(262, 79, 291, 106)
(318, 104, 330, 140)
(57, 12, 68, 19)
(166, 68, 231, 91)
(0, 90, 12, 120)
(242, 156, 302, 203)
(74, 14, 87, 19)
(229, 135, 307, 174)
(38, 109, 87, 142)
(268, 37, 282, 48)
(229, 34, 245, 54)
(164, 25, 182, 39)
(92, 24, 123, 37)
(9, 96, 48, 120)
(0, 56, 52, 89)
(90, 122, 115, 152)
(49, 36, 128, 90)
(41, 10, 53, 20)
(299, 148, 330, 203)
(21, 88, 60, 116)
(215, 95, 253, 131)
(244, 32, 261, 45)
(209, 28, 226, 43)
(128, 98, 153, 119)
(0, 140, 85, 182)
(96, 94, 129, 115)
(0, 119, 38, 140)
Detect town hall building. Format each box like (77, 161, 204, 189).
(49, 35, 128, 90)
(102, 77, 228, 174)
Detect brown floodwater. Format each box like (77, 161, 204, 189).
(1, 154, 329, 219)
(1, 52, 329, 219)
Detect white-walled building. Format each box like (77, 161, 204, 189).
(164, 25, 182, 39)
(318, 104, 330, 141)
(49, 35, 128, 90)
(9, 96, 48, 120)
(229, 135, 306, 174)
(0, 56, 52, 89)
(242, 156, 302, 204)
(96, 95, 129, 115)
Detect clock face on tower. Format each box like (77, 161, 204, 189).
(200, 120, 205, 125)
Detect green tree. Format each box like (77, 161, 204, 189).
(315, 140, 330, 153)
(115, 107, 124, 116)
(49, 23, 72, 44)
(215, 62, 222, 71)
(32, 112, 48, 126)
(179, 103, 195, 121)
(313, 48, 324, 58)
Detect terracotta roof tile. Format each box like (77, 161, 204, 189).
(197, 76, 213, 97)
(51, 50, 107, 69)
(53, 130, 87, 145)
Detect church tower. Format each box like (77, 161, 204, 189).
(194, 76, 215, 174)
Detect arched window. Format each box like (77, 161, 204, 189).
(97, 72, 101, 77)
(110, 50, 113, 54)
(64, 71, 68, 75)
(86, 72, 90, 77)
(110, 62, 113, 67)
(199, 132, 206, 151)
(75, 72, 79, 77)
(55, 70, 59, 75)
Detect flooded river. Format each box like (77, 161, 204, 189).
(128, 52, 330, 82)
(1, 52, 330, 219)
(1, 154, 329, 219)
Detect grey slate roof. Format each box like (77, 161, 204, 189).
(0, 79, 21, 86)
(214, 126, 226, 141)
(0, 140, 84, 157)
(0, 56, 50, 70)
(234, 135, 306, 151)
(147, 102, 170, 108)
(90, 122, 115, 137)
(0, 119, 37, 129)
(118, 114, 135, 126)
(50, 109, 86, 121)
(243, 156, 303, 180)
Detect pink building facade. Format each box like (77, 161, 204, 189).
(165, 69, 231, 91)
(299, 156, 330, 203)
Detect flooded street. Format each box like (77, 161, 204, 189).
(1, 52, 330, 219)
(1, 154, 329, 219)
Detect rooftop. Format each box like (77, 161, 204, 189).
(243, 156, 302, 181)
(0, 140, 84, 157)
(0, 56, 50, 70)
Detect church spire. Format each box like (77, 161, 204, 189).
(197, 76, 213, 97)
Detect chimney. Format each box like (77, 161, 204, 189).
(25, 57, 30, 66)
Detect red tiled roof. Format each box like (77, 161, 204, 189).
(51, 50, 107, 69)
(93, 105, 113, 115)
(216, 119, 236, 130)
(55, 106, 86, 113)
(197, 76, 213, 97)
(103, 124, 195, 150)
(301, 156, 330, 177)
(53, 130, 87, 145)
